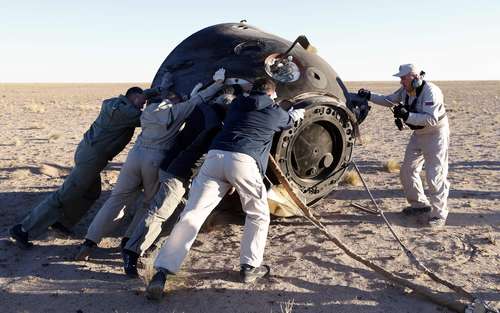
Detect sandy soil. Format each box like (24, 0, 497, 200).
(0, 82, 498, 313)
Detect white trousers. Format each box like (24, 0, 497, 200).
(154, 150, 270, 273)
(86, 146, 163, 244)
(400, 123, 450, 219)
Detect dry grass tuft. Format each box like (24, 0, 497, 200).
(25, 101, 46, 113)
(485, 227, 496, 245)
(37, 164, 60, 178)
(30, 122, 45, 130)
(11, 169, 31, 180)
(13, 137, 23, 146)
(48, 133, 61, 142)
(342, 170, 362, 186)
(358, 134, 372, 146)
(385, 159, 401, 173)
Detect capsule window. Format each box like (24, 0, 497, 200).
(264, 53, 301, 83)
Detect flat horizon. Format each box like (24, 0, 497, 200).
(1, 79, 499, 84)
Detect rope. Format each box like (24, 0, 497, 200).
(350, 161, 475, 301)
(268, 155, 497, 313)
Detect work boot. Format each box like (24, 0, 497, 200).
(122, 249, 139, 278)
(401, 206, 431, 216)
(146, 270, 168, 300)
(120, 237, 129, 250)
(74, 239, 97, 261)
(428, 216, 446, 228)
(9, 224, 33, 249)
(239, 264, 270, 283)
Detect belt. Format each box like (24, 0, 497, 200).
(406, 113, 447, 130)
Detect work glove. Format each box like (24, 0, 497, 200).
(212, 68, 225, 82)
(288, 108, 305, 122)
(213, 94, 236, 106)
(357, 88, 371, 100)
(393, 105, 409, 121)
(190, 82, 203, 99)
(270, 91, 278, 100)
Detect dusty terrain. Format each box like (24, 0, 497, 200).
(0, 81, 498, 313)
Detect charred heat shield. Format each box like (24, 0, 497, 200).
(151, 22, 369, 205)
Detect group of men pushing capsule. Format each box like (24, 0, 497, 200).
(8, 62, 449, 300)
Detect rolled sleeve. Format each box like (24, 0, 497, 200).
(194, 81, 224, 104)
(149, 98, 200, 128)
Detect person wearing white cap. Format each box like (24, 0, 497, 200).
(357, 64, 450, 227)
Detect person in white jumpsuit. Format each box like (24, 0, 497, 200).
(358, 64, 450, 227)
(75, 69, 226, 260)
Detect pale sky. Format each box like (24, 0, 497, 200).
(1, 0, 499, 82)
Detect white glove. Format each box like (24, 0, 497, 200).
(270, 91, 278, 100)
(213, 94, 236, 106)
(190, 82, 203, 98)
(212, 68, 225, 82)
(288, 108, 305, 122)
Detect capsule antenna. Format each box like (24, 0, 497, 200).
(282, 35, 316, 56)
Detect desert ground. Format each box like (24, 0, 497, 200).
(0, 81, 498, 313)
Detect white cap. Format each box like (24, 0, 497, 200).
(393, 64, 419, 77)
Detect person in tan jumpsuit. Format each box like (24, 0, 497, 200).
(358, 64, 450, 227)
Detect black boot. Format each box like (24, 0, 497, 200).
(9, 224, 33, 249)
(146, 270, 168, 300)
(120, 237, 129, 250)
(401, 206, 431, 215)
(74, 239, 97, 261)
(240, 264, 270, 283)
(122, 249, 139, 278)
